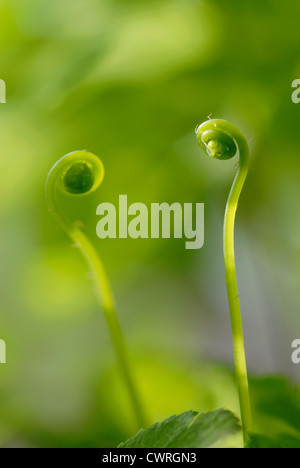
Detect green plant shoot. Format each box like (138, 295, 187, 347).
(46, 150, 146, 429)
(196, 119, 252, 446)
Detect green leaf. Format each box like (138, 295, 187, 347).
(248, 433, 300, 449)
(118, 409, 240, 448)
(247, 434, 282, 449)
(251, 376, 300, 434)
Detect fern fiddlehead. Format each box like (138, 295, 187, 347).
(46, 150, 146, 429)
(196, 120, 252, 445)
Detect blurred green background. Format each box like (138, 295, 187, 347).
(1, 0, 300, 448)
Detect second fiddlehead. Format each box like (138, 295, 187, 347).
(46, 150, 146, 429)
(196, 119, 253, 445)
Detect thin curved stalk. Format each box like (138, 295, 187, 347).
(46, 151, 147, 429)
(196, 120, 253, 445)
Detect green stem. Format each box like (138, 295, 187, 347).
(196, 120, 253, 446)
(46, 152, 147, 430)
(223, 131, 252, 446)
(71, 228, 147, 429)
